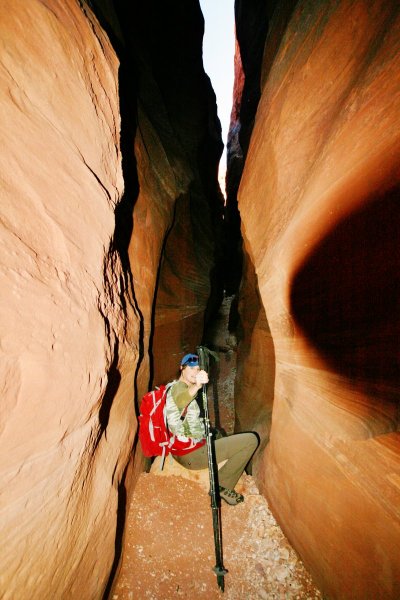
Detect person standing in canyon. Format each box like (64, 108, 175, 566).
(166, 352, 259, 505)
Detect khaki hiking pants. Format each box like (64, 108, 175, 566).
(173, 432, 259, 490)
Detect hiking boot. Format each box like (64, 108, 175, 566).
(219, 485, 244, 505)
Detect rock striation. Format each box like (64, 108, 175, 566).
(234, 1, 400, 598)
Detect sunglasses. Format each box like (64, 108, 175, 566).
(183, 356, 199, 365)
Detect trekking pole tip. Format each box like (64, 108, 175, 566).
(214, 565, 228, 591)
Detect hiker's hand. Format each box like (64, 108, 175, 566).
(195, 370, 209, 386)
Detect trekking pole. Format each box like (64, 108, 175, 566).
(197, 345, 228, 592)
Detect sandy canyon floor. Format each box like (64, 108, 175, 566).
(111, 297, 322, 599)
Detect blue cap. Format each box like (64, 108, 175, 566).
(180, 353, 199, 367)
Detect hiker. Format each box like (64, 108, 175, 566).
(166, 352, 259, 505)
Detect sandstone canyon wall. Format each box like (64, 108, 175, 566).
(0, 3, 134, 598)
(0, 1, 222, 598)
(227, 0, 277, 455)
(234, 1, 400, 598)
(98, 0, 225, 388)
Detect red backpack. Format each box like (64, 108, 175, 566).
(138, 383, 206, 460)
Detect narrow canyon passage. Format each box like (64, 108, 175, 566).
(1, 3, 400, 600)
(110, 298, 322, 599)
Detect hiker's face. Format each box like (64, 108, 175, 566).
(181, 365, 200, 384)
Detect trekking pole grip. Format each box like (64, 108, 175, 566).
(197, 345, 208, 372)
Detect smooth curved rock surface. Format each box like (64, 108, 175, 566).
(234, 247, 275, 458)
(0, 2, 138, 598)
(236, 1, 400, 598)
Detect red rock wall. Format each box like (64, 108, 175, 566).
(112, 0, 224, 385)
(227, 0, 275, 462)
(0, 2, 138, 598)
(234, 247, 275, 454)
(151, 190, 214, 384)
(236, 1, 400, 598)
(0, 1, 223, 598)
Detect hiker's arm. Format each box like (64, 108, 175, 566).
(172, 371, 208, 410)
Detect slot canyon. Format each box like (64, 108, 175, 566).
(1, 1, 399, 599)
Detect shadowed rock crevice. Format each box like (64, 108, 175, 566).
(89, 0, 225, 388)
(224, 0, 274, 298)
(102, 465, 128, 600)
(290, 188, 400, 425)
(224, 1, 278, 463)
